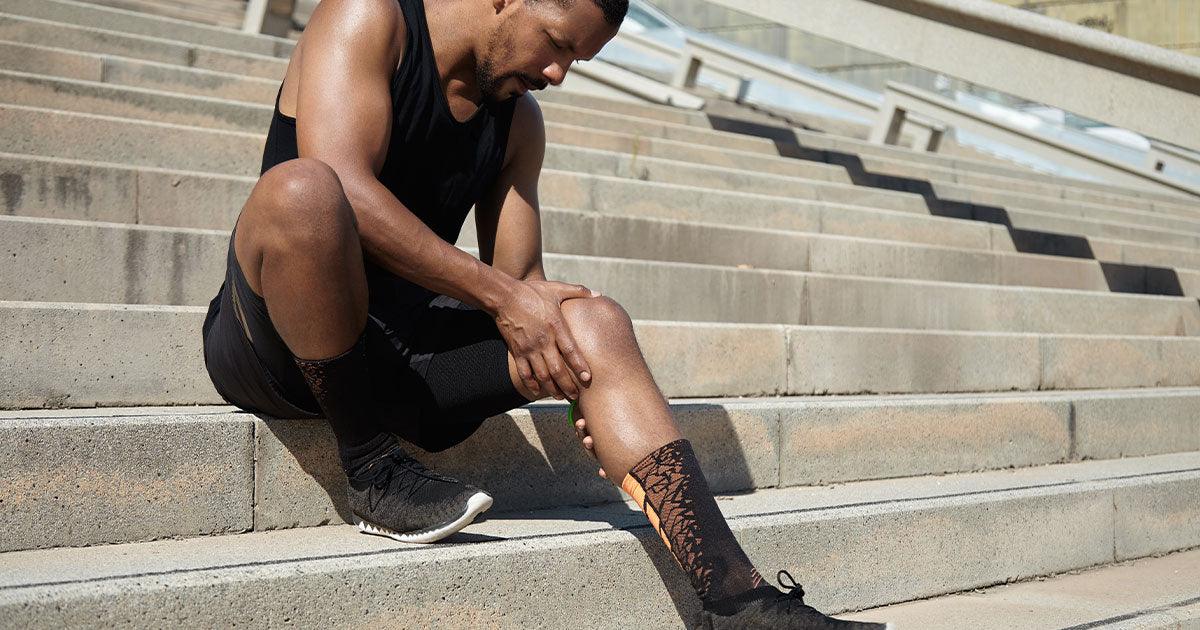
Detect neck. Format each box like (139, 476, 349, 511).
(423, 0, 485, 108)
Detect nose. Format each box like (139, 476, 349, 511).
(543, 61, 570, 87)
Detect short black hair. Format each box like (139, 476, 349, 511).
(589, 0, 628, 26)
(539, 0, 628, 26)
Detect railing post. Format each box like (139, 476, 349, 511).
(869, 93, 907, 146)
(924, 126, 945, 153)
(733, 77, 752, 104)
(242, 0, 269, 34)
(672, 49, 702, 90)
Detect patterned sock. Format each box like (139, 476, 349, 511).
(620, 438, 765, 604)
(292, 332, 392, 473)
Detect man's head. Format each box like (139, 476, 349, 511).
(476, 0, 627, 103)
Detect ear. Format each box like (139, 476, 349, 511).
(491, 0, 509, 14)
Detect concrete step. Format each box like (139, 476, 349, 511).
(849, 149, 1200, 222)
(1, 3, 1192, 211)
(72, 0, 246, 29)
(0, 40, 282, 105)
(0, 13, 287, 80)
(4, 388, 1198, 551)
(3, 121, 1197, 294)
(3, 299, 1199, 409)
(0, 157, 1133, 299)
(5, 215, 1197, 337)
(1, 0, 291, 58)
(2, 452, 1198, 626)
(731, 113, 1200, 208)
(847, 548, 1200, 629)
(3, 39, 1194, 233)
(4, 72, 1198, 255)
(0, 109, 1009, 254)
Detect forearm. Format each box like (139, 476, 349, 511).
(347, 178, 517, 316)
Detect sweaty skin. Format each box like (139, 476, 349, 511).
(255, 0, 617, 399)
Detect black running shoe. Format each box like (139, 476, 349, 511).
(696, 571, 892, 630)
(347, 444, 492, 544)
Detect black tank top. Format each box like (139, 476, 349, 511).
(260, 0, 518, 327)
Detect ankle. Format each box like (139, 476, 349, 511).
(339, 432, 397, 476)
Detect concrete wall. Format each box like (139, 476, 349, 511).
(995, 0, 1200, 56)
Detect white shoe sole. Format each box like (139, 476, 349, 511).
(353, 491, 493, 544)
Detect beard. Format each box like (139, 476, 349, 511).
(476, 58, 546, 102)
(475, 57, 507, 103)
(476, 29, 547, 102)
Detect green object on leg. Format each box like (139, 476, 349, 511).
(568, 400, 578, 426)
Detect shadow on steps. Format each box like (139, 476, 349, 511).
(705, 114, 1186, 298)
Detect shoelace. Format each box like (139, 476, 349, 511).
(777, 570, 807, 603)
(365, 450, 457, 512)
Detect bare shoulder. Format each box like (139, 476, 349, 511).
(303, 0, 406, 65)
(503, 93, 547, 170)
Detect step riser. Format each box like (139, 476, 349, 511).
(0, 14, 287, 80)
(4, 303, 1200, 409)
(2, 471, 1197, 625)
(7, 65, 1198, 247)
(14, 56, 1197, 239)
(840, 149, 1200, 219)
(1, 0, 289, 58)
(773, 121, 1199, 206)
(4, 7, 1193, 210)
(11, 41, 1189, 224)
(8, 0, 1196, 208)
(6, 392, 1200, 553)
(6, 217, 1195, 335)
(0, 115, 1003, 252)
(5, 73, 1198, 254)
(72, 0, 246, 28)
(0, 155, 1116, 297)
(0, 412, 255, 552)
(539, 149, 932, 214)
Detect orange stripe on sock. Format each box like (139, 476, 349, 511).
(621, 473, 646, 508)
(621, 474, 673, 553)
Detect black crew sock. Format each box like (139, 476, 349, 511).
(292, 332, 392, 473)
(620, 439, 765, 605)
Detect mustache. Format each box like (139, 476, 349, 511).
(516, 73, 548, 91)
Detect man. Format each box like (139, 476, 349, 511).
(201, 0, 889, 627)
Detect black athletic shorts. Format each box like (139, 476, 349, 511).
(201, 233, 531, 453)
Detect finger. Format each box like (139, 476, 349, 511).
(516, 356, 540, 396)
(544, 349, 580, 401)
(574, 418, 585, 442)
(582, 436, 593, 452)
(575, 417, 589, 437)
(529, 354, 565, 400)
(598, 468, 607, 479)
(554, 282, 602, 301)
(554, 322, 592, 385)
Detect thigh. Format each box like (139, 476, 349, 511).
(202, 231, 321, 419)
(372, 295, 533, 453)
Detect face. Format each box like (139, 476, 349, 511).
(477, 0, 620, 103)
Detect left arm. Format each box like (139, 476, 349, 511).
(475, 93, 548, 282)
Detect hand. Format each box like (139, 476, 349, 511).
(495, 279, 598, 400)
(574, 415, 606, 479)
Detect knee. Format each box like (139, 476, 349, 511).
(560, 296, 637, 357)
(253, 158, 356, 248)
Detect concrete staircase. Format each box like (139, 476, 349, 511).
(1, 0, 1199, 627)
